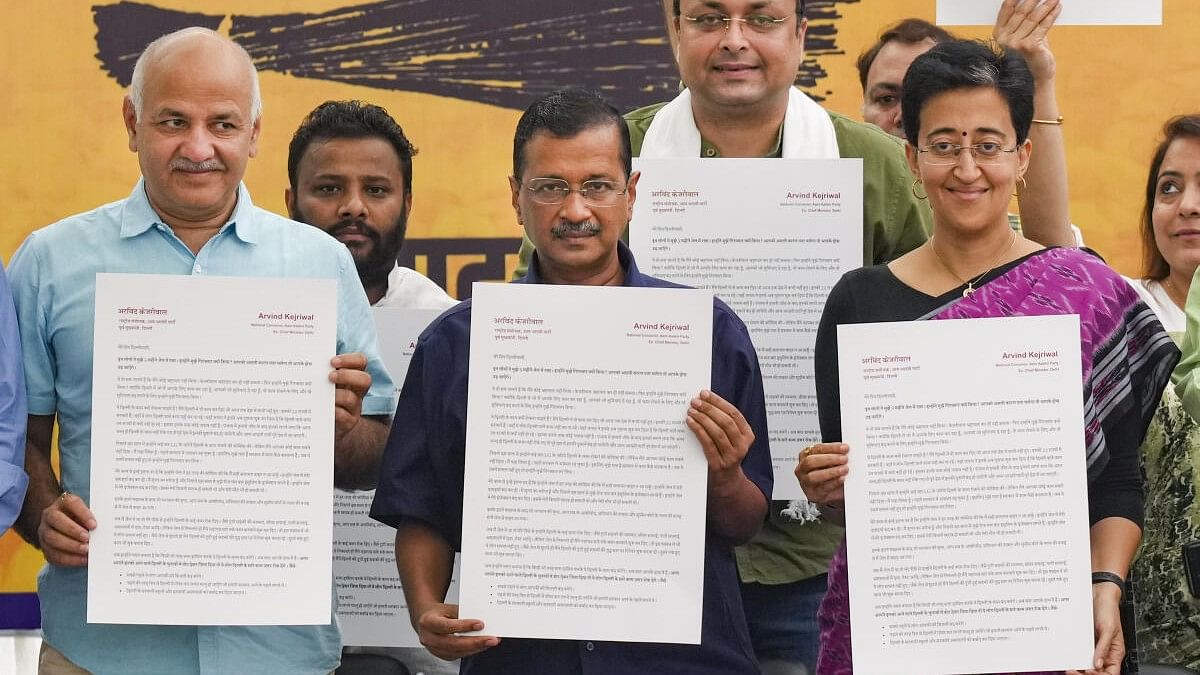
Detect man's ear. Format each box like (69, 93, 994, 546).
(624, 170, 641, 224)
(672, 16, 681, 63)
(509, 176, 525, 230)
(248, 117, 262, 159)
(284, 187, 295, 219)
(123, 97, 139, 153)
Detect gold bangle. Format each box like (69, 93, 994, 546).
(1032, 115, 1064, 125)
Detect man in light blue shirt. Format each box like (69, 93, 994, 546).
(8, 27, 393, 675)
(0, 262, 27, 535)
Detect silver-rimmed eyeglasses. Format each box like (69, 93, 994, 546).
(681, 12, 792, 34)
(523, 178, 628, 206)
(916, 142, 1019, 166)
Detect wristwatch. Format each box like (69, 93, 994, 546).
(1091, 571, 1125, 595)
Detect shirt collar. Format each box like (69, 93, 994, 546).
(699, 123, 785, 158)
(119, 178, 259, 244)
(520, 240, 648, 287)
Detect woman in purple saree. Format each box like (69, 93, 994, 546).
(797, 40, 1178, 675)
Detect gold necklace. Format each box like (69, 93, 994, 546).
(928, 230, 1018, 297)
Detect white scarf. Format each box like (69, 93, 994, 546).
(639, 87, 839, 158)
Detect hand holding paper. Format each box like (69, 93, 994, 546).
(396, 520, 498, 659)
(794, 442, 848, 507)
(329, 351, 391, 490)
(1076, 581, 1123, 675)
(39, 492, 96, 567)
(330, 352, 372, 440)
(688, 390, 752, 482)
(415, 602, 498, 661)
(688, 390, 766, 543)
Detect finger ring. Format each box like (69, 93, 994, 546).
(59, 491, 71, 504)
(800, 445, 816, 461)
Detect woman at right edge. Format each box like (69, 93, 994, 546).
(797, 40, 1178, 675)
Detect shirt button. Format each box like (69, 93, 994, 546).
(192, 263, 202, 274)
(585, 642, 594, 651)
(704, 148, 716, 157)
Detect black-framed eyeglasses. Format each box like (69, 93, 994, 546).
(916, 141, 1019, 166)
(523, 178, 628, 206)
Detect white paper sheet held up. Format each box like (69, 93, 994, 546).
(630, 158, 862, 500)
(461, 283, 712, 644)
(88, 273, 336, 625)
(937, 0, 1161, 26)
(838, 315, 1092, 674)
(335, 307, 457, 647)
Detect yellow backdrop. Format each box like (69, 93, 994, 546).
(2, 0, 1198, 609)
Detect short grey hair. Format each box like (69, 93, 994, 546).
(128, 27, 262, 122)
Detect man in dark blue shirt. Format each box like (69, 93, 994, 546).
(371, 88, 772, 674)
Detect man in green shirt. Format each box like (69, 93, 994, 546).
(513, 2, 928, 674)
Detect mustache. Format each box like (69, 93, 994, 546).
(170, 158, 226, 172)
(550, 221, 602, 237)
(330, 219, 380, 241)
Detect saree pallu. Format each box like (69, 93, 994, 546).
(816, 248, 1179, 675)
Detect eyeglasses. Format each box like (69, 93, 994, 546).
(916, 142, 1019, 166)
(681, 13, 792, 34)
(523, 178, 628, 206)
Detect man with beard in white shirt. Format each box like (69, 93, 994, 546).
(288, 100, 455, 312)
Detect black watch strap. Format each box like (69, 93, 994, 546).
(1091, 571, 1125, 595)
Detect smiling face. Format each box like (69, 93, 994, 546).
(674, 0, 806, 116)
(905, 87, 1030, 236)
(1151, 136, 1200, 280)
(510, 124, 637, 285)
(862, 38, 936, 138)
(287, 136, 410, 284)
(123, 35, 260, 228)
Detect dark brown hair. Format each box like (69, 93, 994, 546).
(1143, 114, 1200, 279)
(856, 18, 953, 91)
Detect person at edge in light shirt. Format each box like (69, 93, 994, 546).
(8, 27, 394, 675)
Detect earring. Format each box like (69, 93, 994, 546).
(911, 178, 927, 200)
(1012, 175, 1028, 198)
